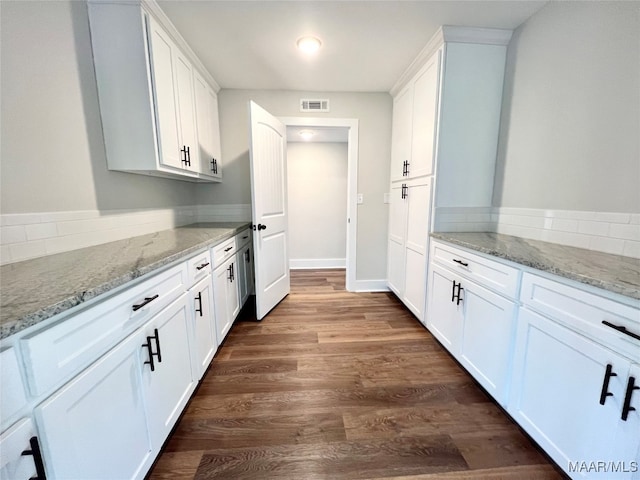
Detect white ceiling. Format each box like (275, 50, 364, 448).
(157, 0, 547, 92)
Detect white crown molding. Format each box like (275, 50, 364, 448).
(390, 26, 512, 97)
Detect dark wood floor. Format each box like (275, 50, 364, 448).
(149, 269, 564, 479)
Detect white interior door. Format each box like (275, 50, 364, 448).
(249, 101, 290, 319)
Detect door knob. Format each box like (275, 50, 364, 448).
(258, 224, 267, 231)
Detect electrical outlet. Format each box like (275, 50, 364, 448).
(357, 194, 364, 204)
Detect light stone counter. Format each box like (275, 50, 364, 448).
(431, 232, 640, 302)
(0, 222, 250, 339)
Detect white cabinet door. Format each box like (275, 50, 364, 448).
(174, 50, 198, 171)
(509, 307, 630, 478)
(409, 51, 440, 179)
(0, 418, 40, 480)
(191, 276, 217, 380)
(237, 243, 253, 307)
(426, 263, 462, 353)
(612, 362, 640, 479)
(459, 281, 516, 406)
(390, 85, 413, 183)
(213, 256, 240, 344)
(146, 15, 182, 170)
(387, 183, 407, 296)
(194, 72, 222, 179)
(35, 330, 154, 480)
(402, 178, 432, 320)
(142, 295, 195, 449)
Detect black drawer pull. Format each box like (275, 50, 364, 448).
(132, 294, 159, 311)
(453, 259, 469, 267)
(602, 321, 640, 341)
(21, 436, 46, 480)
(599, 364, 617, 405)
(242, 235, 249, 239)
(622, 376, 639, 421)
(224, 246, 233, 252)
(196, 262, 210, 270)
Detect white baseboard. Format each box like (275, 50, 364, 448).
(352, 279, 389, 292)
(290, 258, 346, 269)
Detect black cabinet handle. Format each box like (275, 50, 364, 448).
(196, 262, 210, 270)
(622, 376, 639, 421)
(186, 146, 191, 166)
(242, 235, 249, 239)
(142, 328, 161, 371)
(245, 250, 251, 262)
(401, 184, 407, 199)
(602, 320, 640, 341)
(195, 292, 203, 317)
(211, 158, 218, 174)
(402, 160, 409, 177)
(228, 263, 235, 282)
(132, 294, 159, 312)
(451, 280, 463, 305)
(181, 145, 191, 166)
(224, 246, 233, 252)
(453, 259, 469, 267)
(599, 364, 618, 405)
(21, 436, 47, 480)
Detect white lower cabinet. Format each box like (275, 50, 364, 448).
(509, 307, 638, 479)
(141, 295, 195, 448)
(213, 255, 240, 344)
(0, 418, 42, 480)
(387, 177, 432, 321)
(427, 262, 516, 405)
(237, 241, 254, 306)
(35, 327, 154, 480)
(190, 275, 217, 380)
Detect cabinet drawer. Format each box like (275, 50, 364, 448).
(21, 262, 188, 396)
(211, 236, 236, 268)
(187, 249, 212, 286)
(0, 348, 27, 429)
(236, 228, 251, 248)
(431, 242, 520, 298)
(520, 273, 640, 359)
(0, 418, 38, 480)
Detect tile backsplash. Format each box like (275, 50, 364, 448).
(0, 204, 251, 265)
(434, 207, 640, 259)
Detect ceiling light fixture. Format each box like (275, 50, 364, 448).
(298, 130, 315, 141)
(296, 36, 322, 54)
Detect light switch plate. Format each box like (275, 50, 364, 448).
(357, 194, 364, 204)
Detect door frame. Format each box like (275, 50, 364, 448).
(279, 116, 358, 292)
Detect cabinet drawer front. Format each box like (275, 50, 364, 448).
(21, 262, 188, 396)
(520, 273, 640, 360)
(0, 418, 37, 480)
(187, 249, 212, 285)
(211, 237, 236, 267)
(432, 242, 520, 298)
(0, 348, 27, 429)
(236, 229, 251, 248)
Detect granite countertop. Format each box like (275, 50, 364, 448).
(0, 222, 250, 340)
(431, 232, 640, 302)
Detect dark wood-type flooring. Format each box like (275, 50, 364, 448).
(149, 269, 565, 479)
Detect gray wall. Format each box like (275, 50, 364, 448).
(494, 1, 639, 213)
(0, 0, 196, 214)
(199, 89, 392, 281)
(288, 142, 348, 263)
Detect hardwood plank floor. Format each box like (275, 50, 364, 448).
(149, 269, 566, 479)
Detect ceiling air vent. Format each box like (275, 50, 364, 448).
(300, 99, 330, 112)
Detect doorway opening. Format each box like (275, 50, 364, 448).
(279, 117, 358, 292)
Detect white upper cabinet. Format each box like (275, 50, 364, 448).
(87, 0, 221, 182)
(194, 70, 223, 179)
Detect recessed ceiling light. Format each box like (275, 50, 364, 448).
(296, 36, 322, 54)
(298, 130, 315, 141)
